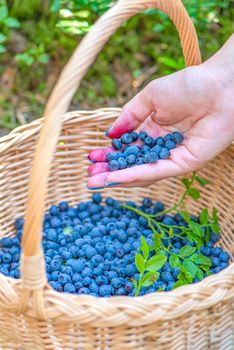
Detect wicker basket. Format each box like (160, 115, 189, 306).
(0, 0, 233, 349)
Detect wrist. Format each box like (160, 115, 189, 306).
(201, 34, 234, 94)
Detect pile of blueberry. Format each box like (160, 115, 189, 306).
(107, 131, 184, 171)
(0, 194, 230, 297)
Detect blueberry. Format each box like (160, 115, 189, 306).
(90, 282, 99, 294)
(116, 248, 124, 258)
(78, 287, 90, 295)
(111, 139, 122, 150)
(106, 152, 121, 161)
(58, 273, 71, 285)
(64, 283, 76, 293)
(117, 231, 127, 243)
(173, 267, 180, 279)
(95, 242, 105, 255)
(49, 205, 60, 216)
(82, 268, 93, 277)
(99, 285, 112, 296)
(219, 251, 230, 263)
(85, 246, 97, 259)
(210, 232, 220, 242)
(2, 253, 11, 263)
(126, 154, 136, 165)
(59, 201, 69, 212)
(62, 251, 72, 261)
(96, 276, 108, 286)
(116, 287, 126, 295)
(125, 264, 136, 276)
(51, 271, 60, 281)
(144, 136, 154, 147)
(106, 197, 114, 206)
(92, 192, 102, 204)
(164, 140, 176, 150)
(159, 147, 170, 159)
(166, 282, 174, 291)
(91, 254, 104, 267)
(211, 257, 220, 267)
(124, 145, 140, 156)
(83, 276, 92, 287)
(15, 218, 24, 230)
(141, 145, 150, 154)
(109, 160, 119, 171)
(151, 145, 162, 154)
(118, 157, 127, 169)
(131, 132, 139, 141)
(121, 133, 133, 145)
(135, 157, 145, 165)
(142, 198, 152, 208)
(172, 131, 184, 144)
(125, 281, 134, 293)
(212, 247, 222, 257)
(214, 266, 222, 274)
(111, 277, 123, 289)
(203, 247, 211, 256)
(220, 261, 228, 269)
(50, 259, 62, 271)
(14, 268, 20, 278)
(161, 272, 174, 283)
(139, 131, 147, 141)
(50, 217, 62, 228)
(154, 137, 164, 146)
(144, 152, 158, 164)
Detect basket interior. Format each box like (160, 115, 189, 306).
(0, 110, 233, 260)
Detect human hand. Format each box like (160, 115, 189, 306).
(87, 35, 234, 189)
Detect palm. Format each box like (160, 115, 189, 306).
(87, 66, 233, 189)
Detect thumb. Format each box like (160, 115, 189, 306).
(107, 81, 156, 138)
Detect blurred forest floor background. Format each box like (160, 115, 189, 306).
(0, 0, 234, 135)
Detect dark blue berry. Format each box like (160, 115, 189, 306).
(154, 137, 164, 146)
(164, 140, 176, 150)
(118, 157, 127, 169)
(121, 133, 133, 145)
(159, 147, 170, 159)
(126, 154, 136, 165)
(111, 139, 122, 150)
(92, 192, 102, 204)
(99, 285, 112, 296)
(144, 136, 154, 147)
(219, 251, 230, 263)
(59, 201, 69, 212)
(144, 152, 158, 164)
(109, 160, 119, 171)
(139, 131, 147, 141)
(64, 283, 76, 293)
(172, 131, 184, 144)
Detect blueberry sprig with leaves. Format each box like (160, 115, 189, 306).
(121, 172, 220, 295)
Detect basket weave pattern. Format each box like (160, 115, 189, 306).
(0, 0, 233, 348)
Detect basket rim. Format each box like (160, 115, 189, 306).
(1, 263, 234, 325)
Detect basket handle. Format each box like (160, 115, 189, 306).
(20, 0, 201, 319)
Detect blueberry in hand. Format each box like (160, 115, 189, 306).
(159, 147, 170, 159)
(121, 133, 133, 144)
(111, 139, 122, 150)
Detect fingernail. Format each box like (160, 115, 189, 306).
(105, 182, 122, 187)
(105, 127, 111, 137)
(87, 155, 96, 163)
(88, 187, 104, 190)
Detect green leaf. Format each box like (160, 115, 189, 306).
(187, 188, 200, 200)
(145, 255, 167, 272)
(180, 211, 191, 223)
(169, 255, 180, 268)
(135, 253, 145, 274)
(189, 221, 203, 237)
(141, 236, 149, 260)
(183, 260, 197, 277)
(212, 207, 218, 224)
(181, 178, 190, 189)
(196, 267, 204, 280)
(0, 33, 7, 43)
(200, 209, 209, 225)
(194, 254, 211, 267)
(4, 17, 20, 28)
(153, 232, 161, 251)
(169, 227, 173, 237)
(172, 281, 184, 289)
(178, 270, 193, 284)
(179, 245, 196, 257)
(131, 278, 138, 290)
(211, 223, 220, 235)
(205, 228, 211, 245)
(141, 271, 159, 287)
(0, 44, 6, 53)
(0, 6, 8, 22)
(158, 56, 183, 69)
(50, 0, 61, 12)
(195, 176, 210, 186)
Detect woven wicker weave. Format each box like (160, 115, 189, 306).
(0, 0, 233, 349)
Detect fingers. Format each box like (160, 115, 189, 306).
(107, 82, 156, 138)
(87, 170, 153, 189)
(88, 147, 113, 163)
(88, 162, 109, 176)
